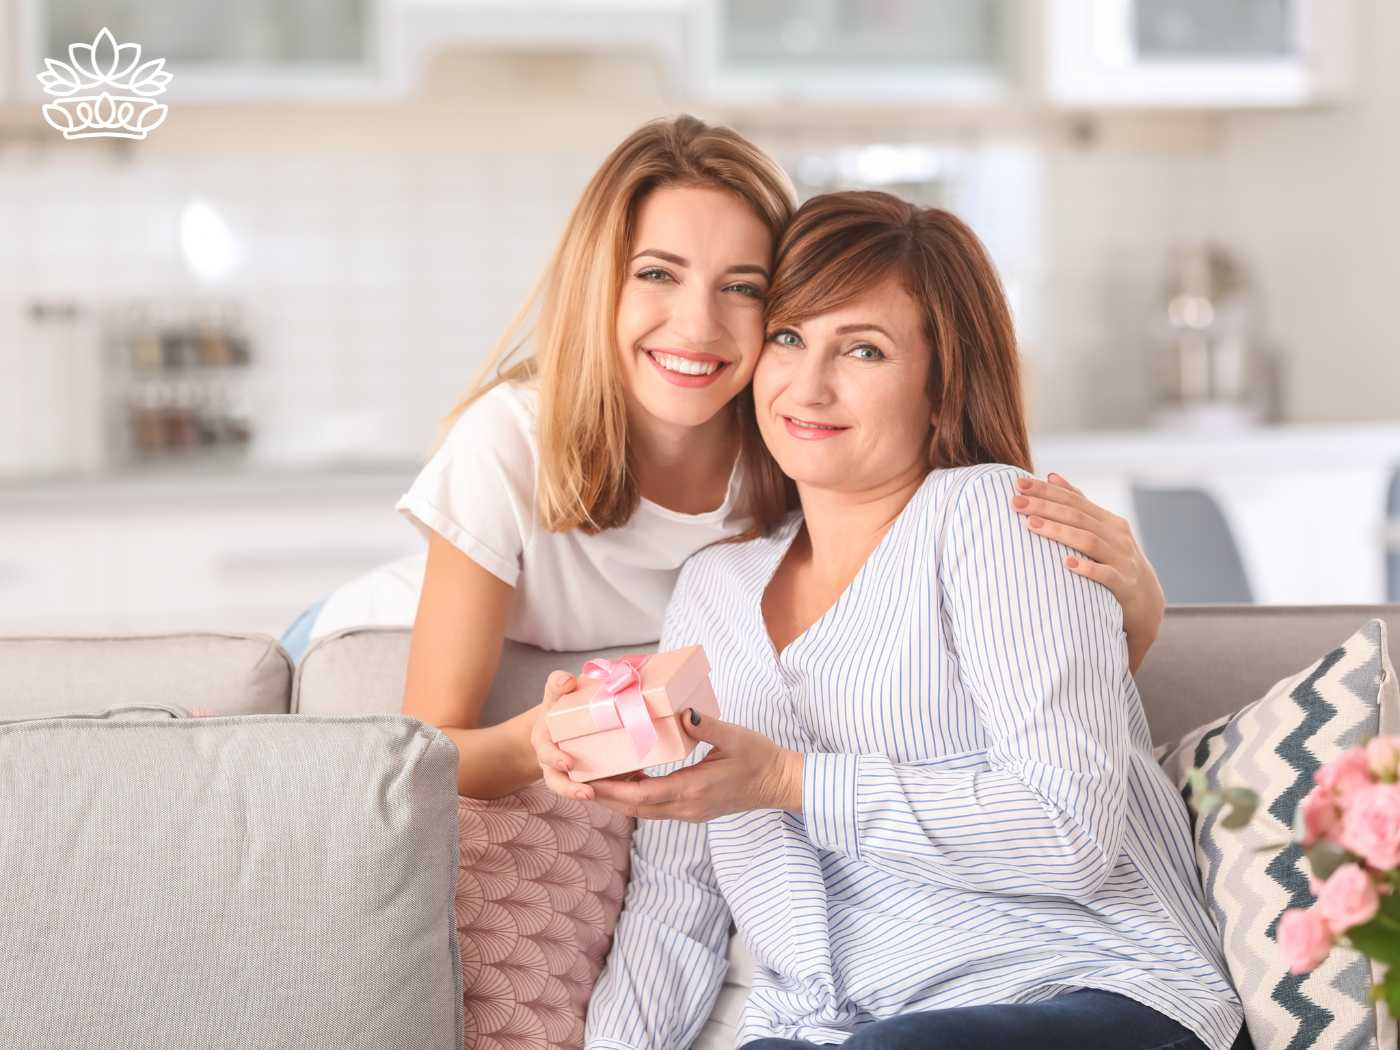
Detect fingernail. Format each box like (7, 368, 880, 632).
(1012, 495, 1028, 509)
(1066, 556, 1079, 568)
(689, 709, 701, 726)
(1016, 478, 1032, 490)
(1048, 472, 1063, 483)
(1028, 516, 1043, 529)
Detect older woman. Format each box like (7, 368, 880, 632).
(557, 191, 1248, 1050)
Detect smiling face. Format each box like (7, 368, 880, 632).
(615, 184, 774, 431)
(753, 275, 936, 495)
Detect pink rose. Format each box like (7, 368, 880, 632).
(1277, 907, 1334, 974)
(1301, 787, 1341, 847)
(1367, 736, 1400, 780)
(1315, 863, 1381, 931)
(1338, 783, 1400, 870)
(1315, 747, 1375, 804)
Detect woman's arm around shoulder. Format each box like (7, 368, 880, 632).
(1006, 470, 1165, 673)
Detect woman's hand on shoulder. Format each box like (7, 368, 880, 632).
(1008, 471, 1165, 673)
(587, 711, 803, 822)
(531, 670, 599, 803)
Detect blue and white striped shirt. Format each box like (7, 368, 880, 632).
(585, 464, 1243, 1050)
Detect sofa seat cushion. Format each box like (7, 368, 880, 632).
(1156, 619, 1400, 1050)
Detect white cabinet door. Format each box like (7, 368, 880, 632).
(0, 488, 421, 638)
(0, 517, 112, 634)
(695, 0, 1023, 105)
(102, 502, 420, 637)
(1046, 0, 1356, 107)
(20, 0, 401, 101)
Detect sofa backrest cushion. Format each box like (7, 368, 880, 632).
(294, 627, 644, 721)
(0, 712, 464, 1050)
(1136, 606, 1400, 744)
(0, 632, 293, 718)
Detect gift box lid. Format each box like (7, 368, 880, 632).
(545, 645, 711, 744)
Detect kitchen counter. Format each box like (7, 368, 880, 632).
(0, 458, 424, 512)
(1029, 423, 1400, 606)
(1032, 421, 1400, 473)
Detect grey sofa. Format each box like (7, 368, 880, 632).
(4, 605, 1398, 1049)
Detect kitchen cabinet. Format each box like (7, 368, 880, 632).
(0, 467, 422, 637)
(694, 0, 1023, 106)
(391, 0, 693, 93)
(1045, 0, 1356, 108)
(394, 1, 690, 52)
(15, 0, 1358, 109)
(18, 0, 401, 101)
(1, 3, 17, 102)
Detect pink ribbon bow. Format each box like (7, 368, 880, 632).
(578, 654, 658, 762)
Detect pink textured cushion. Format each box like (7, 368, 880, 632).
(456, 785, 633, 1050)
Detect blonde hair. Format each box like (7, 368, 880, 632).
(430, 114, 797, 534)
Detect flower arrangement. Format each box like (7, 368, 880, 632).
(1190, 737, 1400, 1015)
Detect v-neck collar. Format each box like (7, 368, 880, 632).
(755, 474, 932, 669)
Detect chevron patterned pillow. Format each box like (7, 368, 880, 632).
(1156, 619, 1400, 1050)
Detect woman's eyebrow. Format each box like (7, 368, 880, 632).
(727, 263, 770, 279)
(631, 248, 688, 266)
(834, 323, 894, 339)
(630, 249, 769, 280)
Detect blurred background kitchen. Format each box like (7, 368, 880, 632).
(1, 0, 1396, 637)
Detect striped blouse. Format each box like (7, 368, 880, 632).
(584, 463, 1245, 1050)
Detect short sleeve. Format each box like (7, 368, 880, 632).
(393, 382, 537, 587)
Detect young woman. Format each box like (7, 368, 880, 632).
(565, 192, 1248, 1050)
(312, 114, 1166, 801)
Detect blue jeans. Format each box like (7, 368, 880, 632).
(278, 598, 326, 665)
(739, 989, 1253, 1050)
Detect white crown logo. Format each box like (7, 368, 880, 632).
(36, 26, 172, 141)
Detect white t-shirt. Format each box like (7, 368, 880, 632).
(310, 379, 752, 652)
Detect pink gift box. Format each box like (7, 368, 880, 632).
(546, 645, 720, 783)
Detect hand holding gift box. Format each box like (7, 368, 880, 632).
(545, 645, 720, 783)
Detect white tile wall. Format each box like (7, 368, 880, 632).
(0, 151, 598, 476)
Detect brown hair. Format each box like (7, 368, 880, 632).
(762, 190, 1032, 484)
(430, 115, 797, 534)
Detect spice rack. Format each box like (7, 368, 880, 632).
(114, 302, 256, 465)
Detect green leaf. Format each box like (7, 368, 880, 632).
(1224, 786, 1260, 809)
(1220, 788, 1259, 829)
(1388, 969, 1400, 1019)
(1345, 921, 1400, 966)
(1379, 891, 1400, 925)
(1194, 791, 1223, 816)
(1220, 806, 1253, 830)
(1183, 768, 1262, 829)
(1307, 841, 1353, 882)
